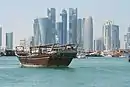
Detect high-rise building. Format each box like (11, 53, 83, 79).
(28, 36, 34, 47)
(33, 17, 52, 45)
(56, 22, 63, 44)
(82, 18, 85, 48)
(124, 26, 130, 49)
(83, 16, 93, 51)
(60, 9, 67, 44)
(6, 32, 13, 49)
(124, 35, 128, 49)
(102, 20, 120, 50)
(33, 18, 40, 46)
(38, 17, 52, 45)
(102, 21, 112, 50)
(47, 8, 56, 43)
(0, 27, 2, 47)
(94, 38, 104, 51)
(111, 25, 120, 50)
(69, 8, 77, 44)
(77, 19, 83, 48)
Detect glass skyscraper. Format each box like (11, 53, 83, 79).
(56, 22, 63, 44)
(77, 19, 83, 48)
(33, 17, 53, 45)
(47, 8, 56, 43)
(38, 18, 52, 44)
(69, 8, 77, 44)
(111, 25, 120, 50)
(33, 18, 40, 46)
(0, 27, 2, 47)
(84, 16, 93, 51)
(124, 26, 130, 49)
(60, 9, 67, 44)
(6, 32, 13, 49)
(103, 20, 120, 50)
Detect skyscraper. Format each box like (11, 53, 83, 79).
(0, 27, 2, 47)
(102, 20, 120, 50)
(82, 18, 85, 48)
(84, 16, 93, 51)
(124, 26, 130, 49)
(102, 20, 112, 50)
(77, 19, 82, 48)
(27, 36, 34, 47)
(6, 32, 13, 49)
(94, 38, 104, 51)
(69, 8, 77, 44)
(111, 25, 120, 50)
(124, 34, 128, 49)
(33, 18, 40, 46)
(47, 8, 56, 43)
(38, 17, 52, 45)
(60, 9, 67, 44)
(56, 22, 63, 44)
(33, 17, 52, 45)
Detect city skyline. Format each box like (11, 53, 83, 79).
(0, 0, 130, 48)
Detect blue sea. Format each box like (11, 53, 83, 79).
(0, 57, 130, 87)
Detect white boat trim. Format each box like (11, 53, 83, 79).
(20, 63, 68, 68)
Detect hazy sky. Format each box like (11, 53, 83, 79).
(0, 0, 130, 48)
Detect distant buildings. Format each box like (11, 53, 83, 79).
(31, 8, 122, 51)
(33, 8, 87, 48)
(102, 20, 120, 50)
(6, 32, 13, 49)
(83, 16, 93, 51)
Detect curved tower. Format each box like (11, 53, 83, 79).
(38, 17, 52, 45)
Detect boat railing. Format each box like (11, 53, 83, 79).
(15, 44, 78, 55)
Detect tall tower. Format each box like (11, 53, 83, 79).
(33, 17, 52, 45)
(103, 20, 120, 50)
(6, 32, 13, 49)
(69, 8, 77, 44)
(111, 25, 120, 50)
(77, 19, 82, 48)
(56, 22, 63, 44)
(33, 18, 40, 46)
(60, 9, 67, 44)
(125, 26, 130, 49)
(84, 16, 93, 52)
(38, 17, 52, 45)
(0, 27, 2, 47)
(47, 8, 56, 43)
(102, 20, 112, 51)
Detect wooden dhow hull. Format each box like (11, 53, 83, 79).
(16, 52, 76, 68)
(15, 44, 78, 68)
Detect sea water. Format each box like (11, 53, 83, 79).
(0, 57, 130, 87)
